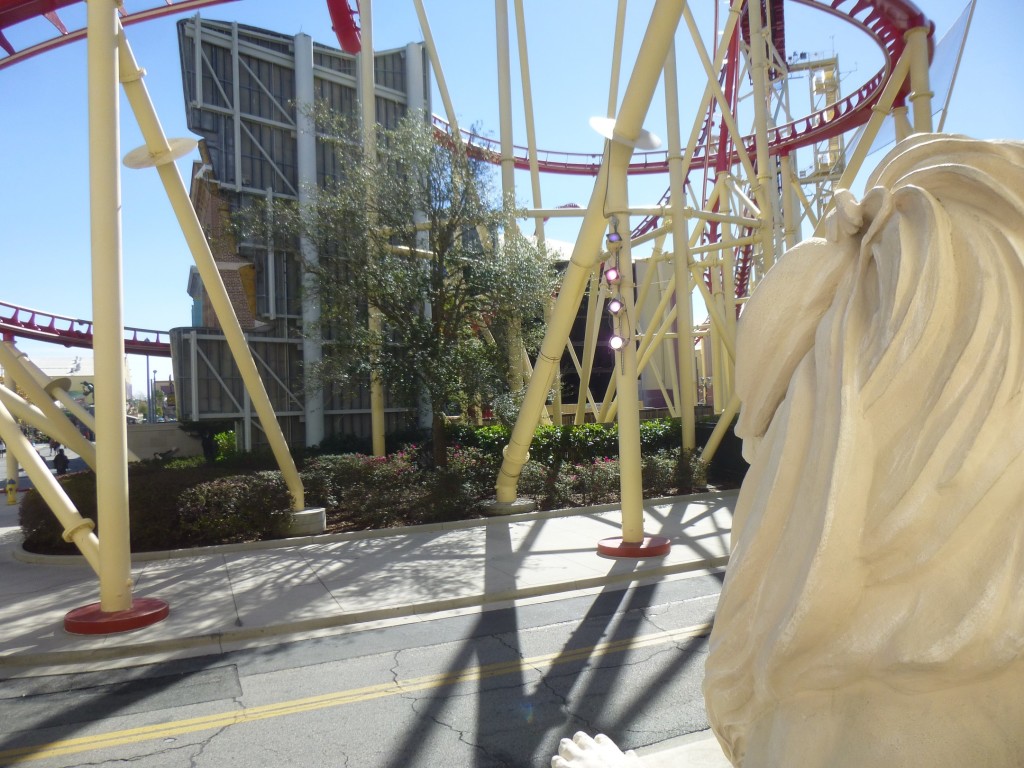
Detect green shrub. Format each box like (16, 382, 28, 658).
(20, 420, 722, 555)
(163, 456, 205, 471)
(675, 448, 709, 493)
(642, 449, 677, 497)
(421, 468, 484, 524)
(573, 458, 621, 506)
(18, 460, 285, 555)
(19, 472, 99, 554)
(300, 453, 368, 509)
(213, 430, 237, 461)
(517, 460, 575, 510)
(529, 423, 615, 467)
(176, 471, 291, 544)
(443, 445, 498, 498)
(418, 445, 499, 523)
(639, 419, 680, 452)
(447, 423, 510, 462)
(352, 449, 423, 523)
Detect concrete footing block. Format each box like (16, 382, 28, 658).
(481, 498, 537, 516)
(285, 507, 327, 536)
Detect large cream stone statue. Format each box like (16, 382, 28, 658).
(555, 135, 1024, 767)
(706, 134, 1024, 767)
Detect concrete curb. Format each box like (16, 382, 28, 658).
(0, 555, 728, 671)
(1, 490, 735, 673)
(13, 490, 736, 566)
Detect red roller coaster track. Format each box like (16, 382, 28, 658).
(0, 0, 928, 352)
(0, 0, 238, 69)
(0, 301, 171, 356)
(0, 0, 362, 66)
(439, 0, 930, 177)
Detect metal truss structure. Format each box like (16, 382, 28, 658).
(472, 0, 938, 546)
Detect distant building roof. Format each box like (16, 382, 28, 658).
(29, 356, 95, 377)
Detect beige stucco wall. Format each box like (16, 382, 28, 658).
(127, 422, 202, 461)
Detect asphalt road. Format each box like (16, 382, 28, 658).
(0, 572, 724, 768)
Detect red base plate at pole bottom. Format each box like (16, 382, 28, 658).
(64, 597, 170, 635)
(597, 535, 671, 558)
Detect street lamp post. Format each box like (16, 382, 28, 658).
(145, 353, 152, 423)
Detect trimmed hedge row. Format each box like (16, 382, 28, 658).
(19, 461, 292, 555)
(20, 418, 731, 555)
(448, 418, 692, 466)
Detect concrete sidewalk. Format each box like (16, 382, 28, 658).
(0, 489, 736, 765)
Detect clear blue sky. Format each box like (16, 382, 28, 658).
(0, 0, 1014, 394)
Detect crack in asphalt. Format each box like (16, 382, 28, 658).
(408, 694, 519, 768)
(185, 718, 233, 768)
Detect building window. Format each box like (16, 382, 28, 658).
(254, 248, 302, 319)
(374, 51, 405, 92)
(239, 54, 295, 122)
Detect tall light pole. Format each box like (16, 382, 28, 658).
(145, 353, 152, 423)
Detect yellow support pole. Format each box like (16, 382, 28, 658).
(494, 0, 515, 199)
(817, 52, 911, 233)
(893, 104, 914, 142)
(680, 2, 762, 223)
(514, 0, 562, 418)
(718, 176, 736, 408)
(745, 0, 778, 272)
(601, 266, 680, 425)
(0, 353, 98, 468)
(0, 401, 101, 574)
(496, 0, 684, 508)
(3, 364, 17, 506)
(88, 0, 133, 613)
(413, 0, 461, 136)
(665, 41, 696, 451)
(607, 215, 645, 544)
(563, 341, 599, 415)
(702, 392, 739, 464)
(779, 153, 800, 249)
(574, 271, 604, 424)
(595, 241, 667, 422)
(17, 354, 104, 443)
(906, 25, 934, 134)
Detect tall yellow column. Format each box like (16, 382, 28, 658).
(893, 103, 914, 142)
(88, 0, 132, 614)
(664, 43, 696, 451)
(496, 0, 682, 561)
(62, 0, 169, 633)
(604, 217, 645, 544)
(906, 25, 934, 134)
(780, 153, 800, 249)
(745, 0, 777, 272)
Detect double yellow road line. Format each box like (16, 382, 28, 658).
(2, 622, 711, 764)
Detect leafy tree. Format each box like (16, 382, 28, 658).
(239, 110, 558, 465)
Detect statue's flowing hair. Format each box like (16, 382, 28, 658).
(704, 136, 1024, 766)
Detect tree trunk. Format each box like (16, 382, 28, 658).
(432, 411, 447, 468)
